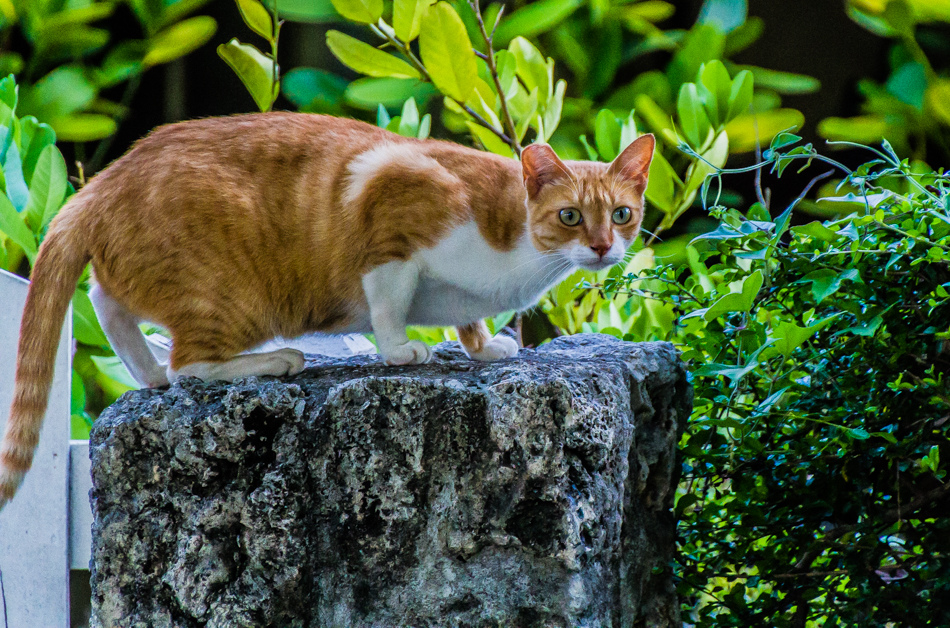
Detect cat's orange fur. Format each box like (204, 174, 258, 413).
(0, 112, 654, 507)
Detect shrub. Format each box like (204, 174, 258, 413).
(597, 136, 950, 624)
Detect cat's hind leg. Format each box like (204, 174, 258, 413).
(457, 320, 519, 361)
(362, 260, 432, 365)
(167, 348, 305, 383)
(90, 285, 169, 388)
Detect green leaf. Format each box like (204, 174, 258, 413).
(18, 66, 96, 121)
(737, 65, 820, 95)
(725, 69, 753, 123)
(49, 114, 118, 142)
(326, 30, 420, 80)
(697, 60, 732, 128)
(0, 193, 36, 263)
(90, 355, 138, 390)
(800, 268, 861, 303)
(344, 77, 438, 110)
(20, 117, 57, 185)
(72, 289, 109, 348)
(144, 16, 217, 66)
(677, 82, 712, 148)
(645, 150, 678, 214)
(508, 37, 550, 105)
(791, 221, 839, 242)
(70, 369, 86, 416)
(847, 427, 871, 440)
(155, 0, 216, 31)
(493, 0, 584, 47)
(594, 109, 621, 161)
(398, 97, 420, 136)
(394, 0, 434, 42)
(278, 0, 338, 22)
(0, 127, 30, 212)
(24, 144, 68, 231)
(419, 3, 477, 102)
(281, 67, 348, 113)
(771, 314, 840, 358)
(217, 39, 278, 112)
(235, 0, 273, 40)
(701, 270, 764, 321)
(698, 0, 747, 34)
(817, 115, 887, 144)
(329, 0, 383, 24)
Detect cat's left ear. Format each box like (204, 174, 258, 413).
(607, 134, 655, 193)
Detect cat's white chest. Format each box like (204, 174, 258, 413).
(407, 222, 573, 326)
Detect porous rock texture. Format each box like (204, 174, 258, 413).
(89, 334, 690, 628)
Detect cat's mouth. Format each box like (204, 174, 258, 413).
(579, 257, 622, 271)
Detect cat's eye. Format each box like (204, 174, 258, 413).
(559, 208, 582, 226)
(612, 206, 632, 225)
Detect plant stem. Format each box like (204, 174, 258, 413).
(269, 0, 281, 111)
(469, 0, 522, 156)
(370, 21, 516, 152)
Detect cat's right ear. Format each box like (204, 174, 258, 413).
(522, 143, 570, 198)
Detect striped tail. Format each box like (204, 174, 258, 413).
(1, 213, 90, 509)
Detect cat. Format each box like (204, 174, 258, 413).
(0, 112, 654, 507)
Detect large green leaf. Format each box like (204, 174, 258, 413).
(0, 193, 36, 263)
(72, 289, 110, 348)
(0, 127, 30, 211)
(697, 60, 732, 127)
(394, 0, 434, 42)
(90, 355, 138, 390)
(19, 117, 57, 185)
(816, 115, 886, 144)
(344, 77, 438, 109)
(771, 314, 841, 358)
(281, 67, 348, 113)
(594, 109, 621, 161)
(235, 0, 273, 40)
(18, 66, 96, 121)
(677, 82, 712, 148)
(508, 37, 551, 105)
(50, 114, 117, 142)
(217, 38, 278, 112)
(700, 270, 764, 321)
(419, 2, 477, 102)
(144, 16, 217, 66)
(278, 0, 338, 22)
(25, 144, 68, 231)
(329, 0, 382, 24)
(645, 150, 678, 215)
(326, 30, 420, 79)
(493, 0, 583, 46)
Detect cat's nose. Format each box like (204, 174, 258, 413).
(590, 243, 610, 257)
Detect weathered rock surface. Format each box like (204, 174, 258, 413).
(89, 334, 690, 628)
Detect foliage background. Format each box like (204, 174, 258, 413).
(1, 0, 949, 624)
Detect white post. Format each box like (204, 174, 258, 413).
(0, 268, 72, 628)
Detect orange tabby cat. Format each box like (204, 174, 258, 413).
(0, 112, 654, 507)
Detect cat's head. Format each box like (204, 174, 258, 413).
(521, 134, 654, 271)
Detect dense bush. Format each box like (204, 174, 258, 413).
(596, 137, 950, 624)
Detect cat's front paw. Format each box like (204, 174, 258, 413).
(382, 340, 433, 365)
(272, 348, 307, 375)
(468, 335, 519, 362)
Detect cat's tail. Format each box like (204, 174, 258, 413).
(0, 205, 91, 510)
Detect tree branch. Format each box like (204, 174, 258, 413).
(469, 0, 522, 156)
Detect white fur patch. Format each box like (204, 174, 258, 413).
(407, 222, 576, 325)
(343, 143, 439, 206)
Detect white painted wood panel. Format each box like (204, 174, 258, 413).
(0, 268, 72, 628)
